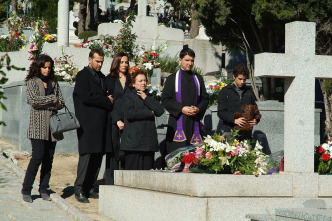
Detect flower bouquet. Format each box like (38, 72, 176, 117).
(82, 40, 111, 57)
(54, 48, 79, 83)
(44, 34, 57, 43)
(315, 139, 332, 174)
(146, 84, 163, 101)
(166, 131, 270, 175)
(206, 79, 227, 106)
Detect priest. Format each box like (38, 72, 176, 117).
(161, 46, 209, 154)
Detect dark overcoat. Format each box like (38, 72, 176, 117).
(120, 88, 164, 152)
(73, 67, 113, 155)
(161, 70, 209, 154)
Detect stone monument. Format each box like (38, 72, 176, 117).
(98, 21, 332, 221)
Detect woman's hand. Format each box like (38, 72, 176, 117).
(55, 100, 62, 109)
(117, 120, 124, 130)
(137, 90, 147, 100)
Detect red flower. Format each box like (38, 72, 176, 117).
(102, 43, 109, 48)
(116, 37, 119, 40)
(142, 56, 145, 59)
(85, 41, 89, 43)
(182, 153, 196, 164)
(209, 85, 213, 89)
(322, 153, 330, 162)
(144, 51, 148, 54)
(281, 158, 284, 163)
(316, 146, 324, 154)
(15, 31, 19, 37)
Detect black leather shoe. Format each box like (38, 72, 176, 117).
(88, 189, 99, 199)
(75, 192, 90, 203)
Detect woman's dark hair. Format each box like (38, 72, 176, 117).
(179, 45, 195, 59)
(109, 52, 129, 78)
(129, 69, 147, 87)
(25, 54, 56, 81)
(233, 64, 249, 78)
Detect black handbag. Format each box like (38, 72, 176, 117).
(50, 104, 80, 135)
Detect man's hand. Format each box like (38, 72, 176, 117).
(234, 117, 246, 127)
(182, 106, 193, 116)
(108, 95, 114, 104)
(248, 119, 257, 126)
(190, 106, 200, 116)
(117, 120, 124, 130)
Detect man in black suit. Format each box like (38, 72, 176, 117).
(73, 49, 113, 203)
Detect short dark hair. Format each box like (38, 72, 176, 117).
(233, 64, 249, 78)
(179, 46, 195, 59)
(89, 49, 104, 58)
(130, 69, 147, 87)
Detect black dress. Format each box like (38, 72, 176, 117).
(161, 70, 209, 154)
(105, 75, 129, 185)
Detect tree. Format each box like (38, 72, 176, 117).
(192, 0, 332, 137)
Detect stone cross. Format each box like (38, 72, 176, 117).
(57, 0, 69, 46)
(138, 0, 147, 16)
(255, 21, 332, 173)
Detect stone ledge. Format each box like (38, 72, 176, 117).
(114, 170, 293, 197)
(319, 175, 332, 197)
(100, 185, 332, 221)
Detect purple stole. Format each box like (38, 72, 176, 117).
(173, 69, 203, 145)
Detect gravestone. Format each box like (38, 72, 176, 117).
(150, 68, 161, 85)
(255, 21, 332, 173)
(99, 21, 332, 221)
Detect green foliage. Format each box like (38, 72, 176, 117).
(158, 55, 203, 75)
(28, 0, 58, 33)
(112, 14, 138, 60)
(0, 54, 25, 125)
(78, 31, 98, 40)
(0, 34, 26, 52)
(159, 55, 180, 73)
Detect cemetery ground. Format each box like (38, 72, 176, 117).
(1, 140, 113, 221)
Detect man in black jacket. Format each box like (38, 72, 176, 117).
(217, 64, 259, 140)
(73, 49, 113, 203)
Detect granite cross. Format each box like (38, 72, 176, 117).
(255, 21, 332, 173)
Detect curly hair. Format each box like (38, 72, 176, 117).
(129, 69, 147, 87)
(233, 64, 249, 78)
(25, 54, 57, 82)
(109, 52, 129, 78)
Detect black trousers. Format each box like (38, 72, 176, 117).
(125, 151, 154, 170)
(74, 153, 103, 195)
(22, 139, 56, 195)
(105, 153, 120, 185)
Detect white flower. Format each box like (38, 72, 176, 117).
(143, 62, 153, 70)
(322, 143, 329, 150)
(254, 141, 263, 151)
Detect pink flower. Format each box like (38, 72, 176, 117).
(205, 152, 212, 159)
(231, 149, 239, 157)
(233, 171, 241, 175)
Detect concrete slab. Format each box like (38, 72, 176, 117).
(114, 170, 293, 197)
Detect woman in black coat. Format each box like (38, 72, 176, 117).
(120, 69, 164, 170)
(105, 52, 129, 184)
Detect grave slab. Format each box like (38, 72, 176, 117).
(114, 170, 293, 197)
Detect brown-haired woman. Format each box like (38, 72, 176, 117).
(105, 52, 129, 184)
(22, 54, 64, 202)
(120, 69, 164, 170)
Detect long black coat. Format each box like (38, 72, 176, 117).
(105, 75, 129, 154)
(217, 83, 258, 133)
(73, 67, 113, 155)
(120, 88, 164, 152)
(161, 70, 209, 154)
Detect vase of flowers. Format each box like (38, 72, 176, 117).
(315, 140, 332, 174)
(54, 48, 79, 83)
(205, 79, 227, 106)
